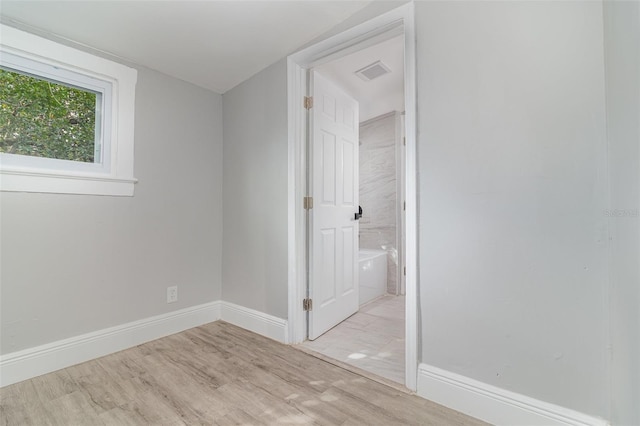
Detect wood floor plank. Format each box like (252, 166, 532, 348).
(30, 370, 78, 403)
(120, 391, 187, 425)
(66, 360, 132, 414)
(212, 381, 315, 425)
(99, 406, 148, 426)
(213, 408, 266, 426)
(0, 378, 53, 426)
(42, 391, 104, 425)
(0, 321, 487, 426)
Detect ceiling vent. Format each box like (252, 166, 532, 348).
(355, 60, 391, 81)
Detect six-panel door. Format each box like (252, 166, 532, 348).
(308, 71, 360, 340)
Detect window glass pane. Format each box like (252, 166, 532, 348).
(0, 67, 100, 163)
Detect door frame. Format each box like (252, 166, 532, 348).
(286, 3, 418, 391)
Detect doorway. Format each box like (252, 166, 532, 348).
(302, 33, 406, 384)
(286, 3, 418, 391)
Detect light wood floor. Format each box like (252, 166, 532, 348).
(0, 322, 487, 425)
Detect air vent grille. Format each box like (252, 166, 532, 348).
(355, 60, 391, 81)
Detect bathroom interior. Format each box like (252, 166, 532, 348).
(301, 33, 407, 385)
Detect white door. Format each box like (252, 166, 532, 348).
(308, 71, 360, 340)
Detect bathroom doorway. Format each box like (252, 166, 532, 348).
(286, 3, 417, 391)
(300, 33, 407, 385)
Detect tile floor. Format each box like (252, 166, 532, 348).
(301, 295, 405, 384)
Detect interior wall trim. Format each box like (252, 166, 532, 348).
(220, 301, 288, 343)
(417, 363, 609, 426)
(0, 301, 221, 387)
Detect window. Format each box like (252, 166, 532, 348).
(0, 24, 137, 196)
(1, 54, 112, 172)
(1, 67, 102, 164)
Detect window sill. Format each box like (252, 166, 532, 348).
(0, 169, 137, 196)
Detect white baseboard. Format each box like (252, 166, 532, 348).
(0, 301, 221, 387)
(0, 300, 288, 388)
(220, 301, 288, 343)
(417, 364, 609, 426)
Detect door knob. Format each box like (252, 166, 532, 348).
(354, 205, 363, 220)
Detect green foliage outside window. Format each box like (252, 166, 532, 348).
(0, 68, 98, 163)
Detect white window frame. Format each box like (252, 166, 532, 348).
(0, 24, 137, 196)
(1, 52, 113, 174)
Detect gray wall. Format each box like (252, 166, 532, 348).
(604, 1, 640, 424)
(221, 59, 288, 319)
(359, 113, 399, 294)
(0, 66, 223, 354)
(223, 2, 626, 419)
(416, 1, 609, 418)
(3, 3, 636, 423)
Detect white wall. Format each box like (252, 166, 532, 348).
(416, 1, 609, 419)
(604, 1, 640, 424)
(222, 59, 289, 319)
(0, 66, 223, 355)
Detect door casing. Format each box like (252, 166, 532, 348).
(285, 3, 418, 391)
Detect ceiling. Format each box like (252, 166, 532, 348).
(0, 1, 376, 93)
(315, 34, 404, 122)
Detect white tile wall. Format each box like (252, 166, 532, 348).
(359, 112, 399, 294)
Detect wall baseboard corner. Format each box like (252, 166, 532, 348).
(220, 301, 288, 343)
(0, 301, 221, 387)
(0, 300, 288, 388)
(417, 363, 609, 426)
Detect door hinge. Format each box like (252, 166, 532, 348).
(304, 196, 313, 210)
(303, 298, 313, 311)
(304, 96, 313, 110)
(403, 136, 406, 146)
(403, 201, 406, 211)
(404, 266, 406, 276)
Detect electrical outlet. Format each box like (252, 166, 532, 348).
(167, 286, 178, 303)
